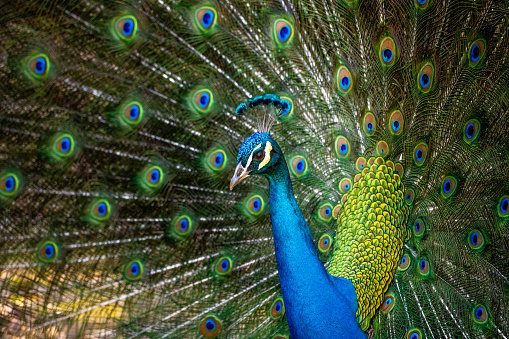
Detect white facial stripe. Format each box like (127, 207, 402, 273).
(243, 143, 261, 175)
(258, 141, 273, 170)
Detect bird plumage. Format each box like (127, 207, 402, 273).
(1, 0, 509, 338)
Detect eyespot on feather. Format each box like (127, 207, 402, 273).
(121, 101, 144, 126)
(337, 66, 353, 94)
(377, 141, 389, 158)
(114, 15, 138, 41)
(0, 173, 20, 197)
(52, 133, 75, 158)
(356, 157, 367, 171)
(200, 315, 222, 338)
(195, 7, 217, 33)
(468, 229, 485, 250)
(142, 165, 164, 189)
(215, 256, 233, 275)
(381, 294, 395, 312)
(339, 178, 352, 194)
(407, 329, 422, 339)
(417, 258, 430, 276)
(463, 119, 480, 144)
(498, 195, 509, 218)
(335, 135, 351, 159)
(413, 217, 425, 238)
(380, 37, 397, 66)
(279, 96, 294, 117)
(318, 203, 333, 221)
(174, 215, 193, 238)
(394, 163, 403, 176)
(413, 142, 428, 166)
(469, 39, 486, 67)
(247, 195, 264, 215)
(405, 188, 415, 206)
(318, 234, 333, 252)
(37, 240, 59, 263)
(398, 254, 410, 271)
(389, 110, 404, 135)
(441, 176, 457, 199)
(208, 150, 227, 171)
(269, 297, 285, 319)
(90, 199, 112, 222)
(472, 304, 488, 324)
(290, 156, 308, 177)
(274, 19, 293, 46)
(192, 89, 213, 114)
(332, 204, 342, 219)
(124, 259, 144, 281)
(418, 64, 434, 92)
(362, 111, 376, 136)
(27, 53, 50, 79)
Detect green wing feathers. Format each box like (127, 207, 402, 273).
(1, 0, 509, 338)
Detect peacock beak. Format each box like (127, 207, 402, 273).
(230, 161, 251, 190)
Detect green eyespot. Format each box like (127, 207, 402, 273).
(89, 199, 112, 222)
(274, 19, 294, 47)
(37, 240, 59, 263)
(215, 256, 233, 276)
(208, 149, 227, 171)
(114, 15, 138, 41)
(0, 173, 20, 198)
(269, 297, 285, 319)
(381, 293, 395, 312)
(173, 215, 193, 238)
(377, 141, 389, 158)
(335, 136, 351, 159)
(52, 133, 76, 158)
(141, 165, 164, 189)
(199, 315, 222, 338)
(26, 53, 50, 80)
(337, 66, 353, 94)
(339, 178, 352, 194)
(413, 217, 426, 238)
(441, 175, 458, 199)
(318, 203, 334, 221)
(418, 63, 434, 93)
(463, 119, 481, 144)
(318, 234, 333, 252)
(362, 111, 376, 136)
(380, 37, 397, 66)
(195, 7, 217, 33)
(389, 110, 404, 135)
(246, 195, 264, 216)
(192, 89, 214, 114)
(121, 101, 144, 126)
(290, 156, 308, 177)
(124, 259, 144, 281)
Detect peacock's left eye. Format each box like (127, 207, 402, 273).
(253, 150, 264, 161)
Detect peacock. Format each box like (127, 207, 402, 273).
(1, 0, 509, 337)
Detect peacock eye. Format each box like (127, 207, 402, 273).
(253, 150, 264, 161)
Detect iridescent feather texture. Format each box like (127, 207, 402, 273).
(1, 0, 509, 338)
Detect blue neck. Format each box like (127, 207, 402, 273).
(264, 159, 365, 338)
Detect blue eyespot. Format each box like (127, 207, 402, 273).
(471, 44, 480, 62)
(443, 180, 451, 194)
(206, 318, 216, 331)
(45, 244, 54, 257)
(130, 105, 140, 120)
(61, 137, 70, 153)
(98, 202, 107, 217)
(501, 198, 509, 213)
(180, 218, 189, 232)
(415, 222, 420, 232)
(345, 184, 350, 190)
(35, 57, 46, 75)
(340, 76, 351, 90)
(253, 198, 261, 212)
(360, 164, 364, 169)
(417, 0, 427, 4)
(367, 122, 373, 132)
(123, 19, 134, 37)
(221, 259, 229, 270)
(199, 92, 210, 109)
(324, 238, 329, 246)
(296, 160, 305, 173)
(410, 333, 419, 339)
(470, 232, 478, 246)
(466, 123, 475, 139)
(392, 120, 400, 131)
(5, 176, 15, 192)
(380, 148, 385, 154)
(202, 10, 214, 28)
(475, 307, 484, 319)
(406, 193, 410, 201)
(275, 301, 282, 312)
(325, 207, 331, 216)
(131, 262, 140, 276)
(279, 25, 291, 42)
(150, 169, 160, 183)
(385, 297, 392, 305)
(416, 149, 423, 161)
(340, 144, 348, 155)
(215, 153, 224, 167)
(281, 100, 292, 115)
(420, 259, 426, 270)
(382, 49, 393, 63)
(401, 257, 406, 264)
(420, 73, 430, 88)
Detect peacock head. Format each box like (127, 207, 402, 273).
(230, 132, 283, 190)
